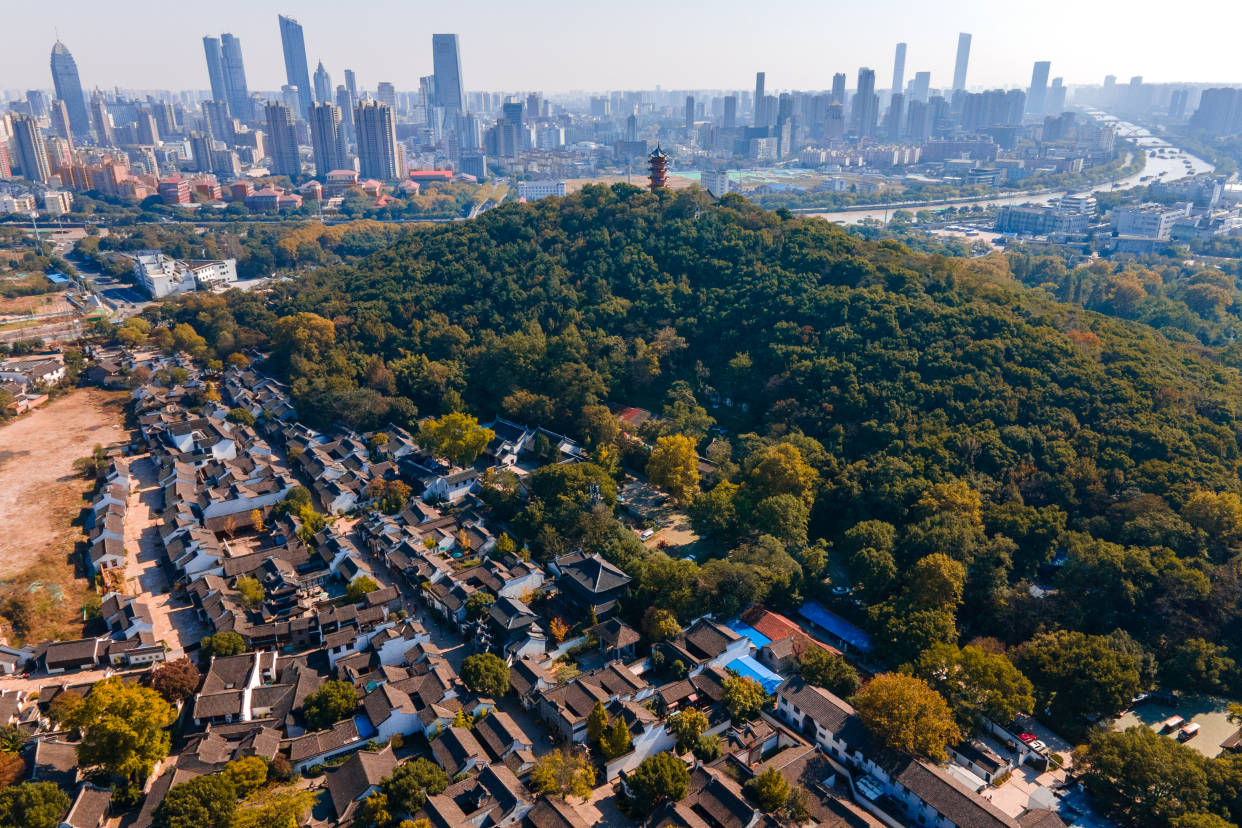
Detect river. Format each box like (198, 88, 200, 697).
(804, 114, 1215, 225)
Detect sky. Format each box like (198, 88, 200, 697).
(5, 0, 1242, 96)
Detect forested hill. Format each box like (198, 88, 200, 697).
(167, 183, 1242, 705)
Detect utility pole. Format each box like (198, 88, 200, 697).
(29, 211, 45, 257)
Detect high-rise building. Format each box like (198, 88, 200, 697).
(264, 101, 301, 178)
(355, 100, 399, 180)
(1027, 61, 1050, 117)
(1047, 77, 1066, 116)
(50, 99, 72, 141)
(203, 37, 227, 103)
(50, 41, 90, 139)
(952, 32, 972, 92)
(377, 82, 397, 111)
(278, 14, 313, 118)
(189, 131, 214, 173)
(150, 100, 177, 138)
(203, 99, 234, 144)
(886, 93, 905, 139)
(314, 61, 332, 105)
(891, 43, 907, 97)
(336, 85, 356, 142)
(852, 68, 878, 138)
(910, 71, 931, 104)
(308, 102, 347, 177)
(723, 95, 737, 129)
(344, 70, 358, 102)
(685, 95, 695, 134)
(432, 34, 465, 117)
(1169, 88, 1190, 122)
(753, 72, 765, 124)
(136, 109, 160, 145)
(90, 94, 114, 146)
(831, 73, 846, 106)
(26, 91, 49, 120)
(12, 115, 51, 184)
(220, 34, 251, 122)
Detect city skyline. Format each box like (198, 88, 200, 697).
(5, 0, 1242, 97)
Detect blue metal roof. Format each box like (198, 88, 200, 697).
(46, 272, 70, 284)
(726, 619, 770, 649)
(799, 601, 873, 653)
(727, 655, 784, 694)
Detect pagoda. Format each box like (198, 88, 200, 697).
(648, 144, 669, 191)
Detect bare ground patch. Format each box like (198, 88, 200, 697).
(0, 388, 129, 643)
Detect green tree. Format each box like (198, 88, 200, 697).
(647, 434, 700, 503)
(600, 717, 633, 759)
(529, 750, 595, 802)
(232, 789, 315, 828)
(66, 677, 176, 783)
(356, 792, 391, 828)
(418, 412, 495, 466)
(235, 576, 265, 610)
(852, 673, 961, 762)
(1169, 815, 1238, 828)
(904, 553, 967, 611)
(642, 607, 682, 642)
(722, 674, 770, 721)
(909, 643, 1035, 731)
(153, 772, 237, 828)
(200, 631, 246, 664)
(625, 753, 690, 817)
(798, 646, 860, 698)
(1015, 630, 1147, 727)
(226, 407, 257, 426)
(668, 707, 708, 753)
(690, 480, 740, 537)
(345, 575, 381, 603)
(1074, 727, 1211, 826)
(586, 700, 609, 746)
(461, 653, 509, 697)
(381, 757, 449, 815)
(0, 781, 71, 828)
(746, 767, 791, 813)
(221, 756, 268, 798)
(465, 591, 496, 622)
(744, 443, 818, 505)
(302, 680, 359, 729)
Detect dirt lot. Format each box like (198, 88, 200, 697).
(0, 292, 72, 316)
(0, 388, 130, 643)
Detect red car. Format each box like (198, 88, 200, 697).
(1018, 733, 1037, 744)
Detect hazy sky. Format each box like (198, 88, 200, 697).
(5, 0, 1242, 96)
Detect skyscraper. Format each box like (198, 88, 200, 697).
(1027, 61, 1050, 117)
(431, 34, 464, 117)
(220, 34, 251, 122)
(49, 41, 90, 139)
(264, 101, 301, 178)
(278, 15, 313, 118)
(723, 95, 737, 129)
(308, 102, 346, 177)
(203, 99, 234, 144)
(377, 82, 396, 111)
(90, 94, 114, 146)
(203, 37, 227, 102)
(831, 73, 846, 106)
(355, 100, 399, 180)
(852, 68, 878, 138)
(336, 85, 356, 142)
(753, 72, 765, 125)
(685, 96, 695, 134)
(50, 99, 72, 142)
(26, 91, 50, 120)
(136, 109, 160, 145)
(952, 33, 972, 92)
(314, 62, 332, 105)
(891, 43, 907, 97)
(12, 115, 51, 184)
(344, 69, 358, 102)
(911, 71, 931, 104)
